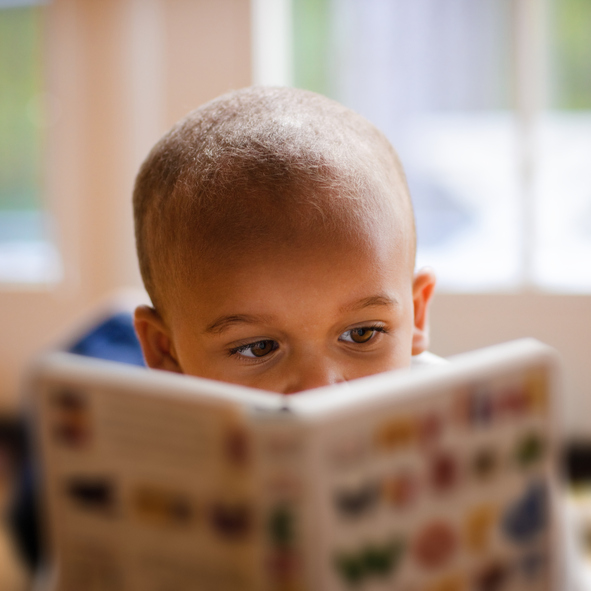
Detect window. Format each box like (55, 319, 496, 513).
(537, 0, 591, 291)
(0, 0, 61, 284)
(286, 0, 591, 292)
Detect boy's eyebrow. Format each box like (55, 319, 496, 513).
(205, 314, 274, 335)
(341, 294, 399, 312)
(205, 295, 397, 334)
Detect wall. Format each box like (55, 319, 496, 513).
(0, 0, 251, 411)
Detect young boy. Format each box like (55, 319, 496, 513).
(133, 86, 439, 394)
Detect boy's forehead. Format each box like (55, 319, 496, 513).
(175, 194, 413, 289)
(167, 214, 414, 322)
(155, 175, 416, 314)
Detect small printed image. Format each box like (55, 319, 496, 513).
(359, 539, 405, 578)
(224, 425, 250, 467)
(519, 550, 547, 580)
(412, 520, 457, 570)
(502, 481, 548, 544)
(51, 389, 92, 448)
(266, 547, 301, 586)
(329, 435, 369, 469)
(430, 450, 461, 494)
(468, 387, 494, 427)
(382, 469, 420, 509)
(333, 537, 405, 585)
(418, 412, 443, 447)
(474, 560, 511, 591)
(208, 498, 252, 540)
(132, 485, 194, 527)
(525, 370, 548, 413)
(64, 475, 117, 516)
(495, 387, 528, 418)
(464, 504, 497, 554)
(424, 572, 465, 591)
(334, 551, 366, 586)
(333, 480, 379, 518)
(455, 381, 544, 430)
(514, 432, 546, 469)
(266, 504, 306, 587)
(268, 504, 296, 548)
(471, 447, 499, 481)
(374, 417, 416, 452)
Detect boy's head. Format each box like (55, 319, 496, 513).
(133, 86, 435, 393)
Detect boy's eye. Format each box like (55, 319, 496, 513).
(231, 340, 278, 358)
(340, 327, 383, 344)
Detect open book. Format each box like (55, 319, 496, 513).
(30, 339, 560, 591)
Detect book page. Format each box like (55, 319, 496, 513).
(302, 362, 557, 591)
(36, 376, 266, 591)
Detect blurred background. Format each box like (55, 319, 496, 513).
(1, 0, 589, 429)
(0, 0, 591, 585)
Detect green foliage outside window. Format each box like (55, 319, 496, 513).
(551, 0, 591, 109)
(0, 6, 44, 212)
(292, 0, 332, 98)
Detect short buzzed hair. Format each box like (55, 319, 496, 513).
(133, 86, 415, 311)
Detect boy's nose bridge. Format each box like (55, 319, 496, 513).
(283, 352, 345, 394)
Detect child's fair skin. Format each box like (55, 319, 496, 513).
(132, 87, 436, 393)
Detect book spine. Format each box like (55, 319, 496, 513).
(252, 415, 314, 591)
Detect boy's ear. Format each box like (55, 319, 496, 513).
(411, 268, 437, 356)
(134, 305, 182, 373)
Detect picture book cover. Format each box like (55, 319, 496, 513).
(30, 339, 560, 591)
